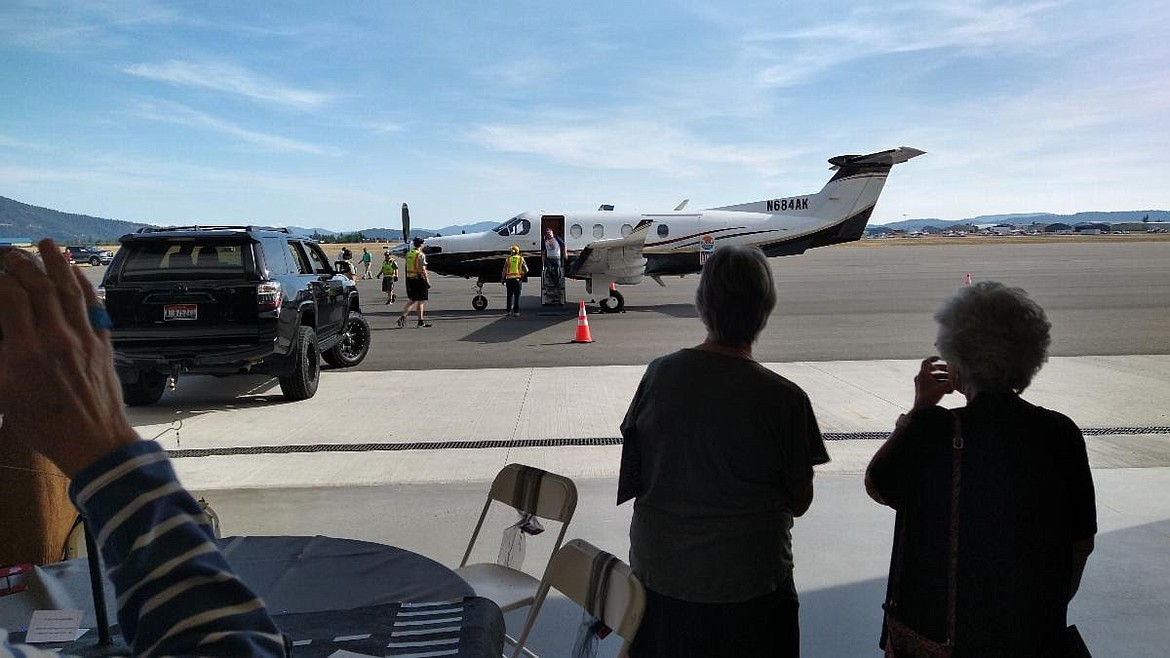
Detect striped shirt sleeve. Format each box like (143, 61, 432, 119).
(65, 440, 287, 657)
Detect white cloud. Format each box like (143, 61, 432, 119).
(747, 1, 1060, 88)
(469, 118, 798, 178)
(124, 60, 333, 110)
(0, 134, 54, 152)
(134, 101, 341, 155)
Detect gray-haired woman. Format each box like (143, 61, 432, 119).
(866, 281, 1096, 657)
(618, 245, 829, 657)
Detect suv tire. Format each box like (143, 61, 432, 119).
(323, 313, 371, 368)
(89, 255, 101, 266)
(123, 370, 167, 406)
(279, 325, 321, 401)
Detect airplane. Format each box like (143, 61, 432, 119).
(419, 146, 924, 312)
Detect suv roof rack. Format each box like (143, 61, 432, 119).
(134, 225, 293, 234)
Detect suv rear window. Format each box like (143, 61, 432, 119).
(119, 240, 252, 280)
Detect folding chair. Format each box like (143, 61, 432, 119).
(511, 538, 646, 658)
(455, 464, 577, 648)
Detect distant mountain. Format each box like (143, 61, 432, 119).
(877, 210, 1170, 232)
(349, 221, 499, 241)
(0, 196, 152, 242)
(5, 193, 1165, 243)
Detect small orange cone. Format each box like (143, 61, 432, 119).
(572, 300, 594, 343)
(964, 272, 972, 286)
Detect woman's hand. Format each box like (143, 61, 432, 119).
(912, 356, 954, 410)
(0, 239, 139, 477)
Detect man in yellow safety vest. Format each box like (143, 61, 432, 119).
(501, 245, 529, 317)
(397, 237, 432, 328)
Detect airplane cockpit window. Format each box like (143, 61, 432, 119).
(570, 224, 583, 239)
(621, 224, 633, 237)
(494, 215, 532, 237)
(593, 224, 604, 239)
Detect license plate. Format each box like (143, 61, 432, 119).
(163, 304, 198, 321)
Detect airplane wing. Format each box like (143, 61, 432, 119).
(567, 218, 653, 283)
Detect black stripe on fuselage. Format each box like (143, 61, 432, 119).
(644, 205, 875, 276)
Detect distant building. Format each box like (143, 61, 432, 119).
(1074, 222, 1110, 235)
(0, 237, 33, 246)
(1045, 223, 1073, 234)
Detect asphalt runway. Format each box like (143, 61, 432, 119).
(83, 239, 1170, 370)
(349, 239, 1170, 369)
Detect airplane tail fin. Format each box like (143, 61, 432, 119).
(709, 146, 924, 247)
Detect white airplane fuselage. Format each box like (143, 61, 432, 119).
(422, 146, 923, 304)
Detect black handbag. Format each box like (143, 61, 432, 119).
(882, 415, 963, 658)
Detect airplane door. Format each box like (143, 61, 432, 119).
(540, 215, 566, 306)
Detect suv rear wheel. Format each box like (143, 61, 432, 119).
(323, 313, 371, 368)
(123, 370, 167, 406)
(279, 325, 320, 400)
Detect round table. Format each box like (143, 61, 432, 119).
(217, 535, 474, 614)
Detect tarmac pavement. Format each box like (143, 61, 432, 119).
(126, 355, 1170, 657)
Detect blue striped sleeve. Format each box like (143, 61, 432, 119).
(67, 441, 286, 657)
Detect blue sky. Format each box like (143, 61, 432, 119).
(2, 1, 1167, 231)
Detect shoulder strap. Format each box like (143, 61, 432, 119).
(945, 413, 963, 645)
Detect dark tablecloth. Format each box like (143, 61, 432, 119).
(275, 597, 503, 657)
(0, 536, 502, 657)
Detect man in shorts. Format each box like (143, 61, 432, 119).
(398, 237, 432, 328)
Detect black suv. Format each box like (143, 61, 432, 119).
(99, 226, 370, 405)
(66, 245, 115, 266)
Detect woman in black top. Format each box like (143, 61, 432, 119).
(866, 281, 1096, 657)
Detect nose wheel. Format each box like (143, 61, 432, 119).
(599, 289, 625, 313)
(471, 281, 489, 311)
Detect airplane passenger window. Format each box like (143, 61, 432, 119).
(593, 224, 604, 239)
(570, 224, 583, 239)
(621, 224, 633, 237)
(657, 224, 669, 238)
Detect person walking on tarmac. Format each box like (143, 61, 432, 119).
(378, 252, 399, 304)
(398, 237, 433, 327)
(502, 244, 529, 317)
(360, 247, 374, 279)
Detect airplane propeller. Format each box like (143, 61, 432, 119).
(401, 203, 411, 245)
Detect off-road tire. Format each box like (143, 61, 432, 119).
(89, 256, 101, 266)
(122, 370, 167, 406)
(279, 325, 320, 400)
(322, 313, 371, 368)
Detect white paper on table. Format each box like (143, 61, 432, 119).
(24, 610, 83, 644)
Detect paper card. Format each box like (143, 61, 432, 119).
(24, 610, 83, 644)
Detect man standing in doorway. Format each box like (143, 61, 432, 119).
(543, 228, 566, 304)
(398, 237, 432, 327)
(502, 245, 529, 317)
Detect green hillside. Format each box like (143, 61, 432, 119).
(0, 196, 151, 243)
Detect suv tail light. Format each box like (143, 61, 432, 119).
(257, 281, 282, 312)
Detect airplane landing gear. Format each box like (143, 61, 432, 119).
(472, 280, 488, 311)
(599, 289, 625, 313)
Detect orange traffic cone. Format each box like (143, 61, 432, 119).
(572, 300, 594, 343)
